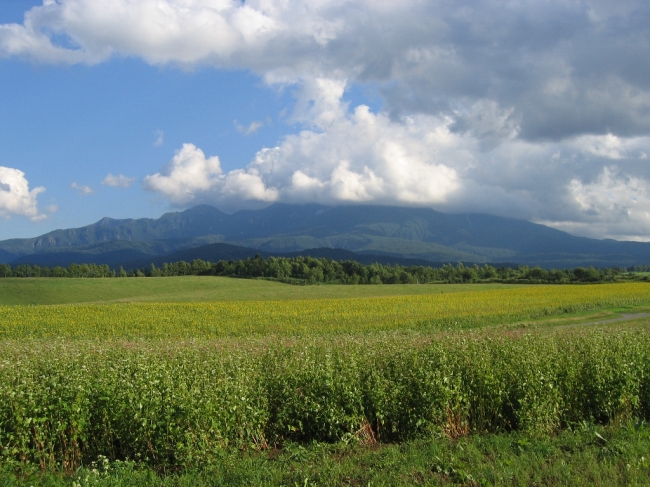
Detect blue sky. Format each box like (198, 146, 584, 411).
(0, 52, 297, 236)
(1, 1, 650, 241)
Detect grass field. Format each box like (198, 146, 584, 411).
(0, 276, 533, 305)
(1, 278, 650, 485)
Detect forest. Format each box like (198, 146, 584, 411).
(0, 255, 637, 284)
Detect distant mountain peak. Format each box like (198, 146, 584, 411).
(181, 204, 226, 215)
(96, 216, 133, 228)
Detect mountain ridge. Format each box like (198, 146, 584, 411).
(3, 203, 650, 268)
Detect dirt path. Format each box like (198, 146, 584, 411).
(556, 312, 650, 330)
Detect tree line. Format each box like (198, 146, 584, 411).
(0, 256, 640, 284)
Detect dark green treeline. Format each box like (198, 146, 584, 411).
(0, 256, 639, 284)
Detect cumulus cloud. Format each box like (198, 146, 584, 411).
(539, 167, 650, 241)
(142, 143, 278, 208)
(3, 0, 650, 141)
(101, 173, 135, 188)
(70, 182, 94, 195)
(573, 134, 650, 161)
(5, 0, 650, 238)
(143, 144, 223, 205)
(144, 80, 461, 209)
(0, 166, 46, 221)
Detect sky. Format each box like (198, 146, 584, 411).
(0, 1, 649, 241)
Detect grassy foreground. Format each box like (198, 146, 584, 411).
(2, 422, 649, 486)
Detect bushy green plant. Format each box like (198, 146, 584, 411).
(1, 328, 649, 472)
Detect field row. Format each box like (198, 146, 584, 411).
(1, 283, 649, 338)
(1, 327, 649, 472)
(0, 276, 531, 306)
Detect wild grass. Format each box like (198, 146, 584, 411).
(2, 421, 649, 486)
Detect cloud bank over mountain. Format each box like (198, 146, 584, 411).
(2, 0, 650, 239)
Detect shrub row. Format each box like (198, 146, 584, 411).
(1, 328, 649, 472)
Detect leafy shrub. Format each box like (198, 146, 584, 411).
(1, 328, 649, 472)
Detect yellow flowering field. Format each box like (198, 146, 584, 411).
(1, 282, 648, 338)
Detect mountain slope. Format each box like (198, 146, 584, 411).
(9, 236, 226, 268)
(3, 203, 650, 268)
(0, 205, 229, 258)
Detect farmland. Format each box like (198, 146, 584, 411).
(1, 282, 649, 338)
(0, 276, 532, 305)
(1, 280, 650, 485)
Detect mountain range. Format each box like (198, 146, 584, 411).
(2, 203, 650, 269)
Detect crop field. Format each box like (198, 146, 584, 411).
(1, 280, 650, 485)
(0, 275, 532, 305)
(1, 282, 650, 338)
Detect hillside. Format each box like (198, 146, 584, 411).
(3, 203, 650, 268)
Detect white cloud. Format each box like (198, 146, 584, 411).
(235, 120, 264, 135)
(143, 143, 278, 207)
(70, 182, 94, 195)
(0, 0, 283, 66)
(577, 134, 626, 160)
(0, 166, 46, 221)
(218, 168, 279, 203)
(289, 78, 348, 129)
(143, 143, 223, 205)
(4, 0, 650, 142)
(572, 134, 650, 161)
(254, 106, 461, 206)
(143, 144, 221, 205)
(45, 204, 58, 213)
(101, 173, 135, 188)
(145, 82, 460, 209)
(551, 167, 650, 240)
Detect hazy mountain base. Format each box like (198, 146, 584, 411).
(8, 242, 454, 271)
(7, 237, 227, 268)
(6, 237, 643, 272)
(233, 234, 488, 262)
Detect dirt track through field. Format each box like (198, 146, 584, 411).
(558, 313, 650, 330)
